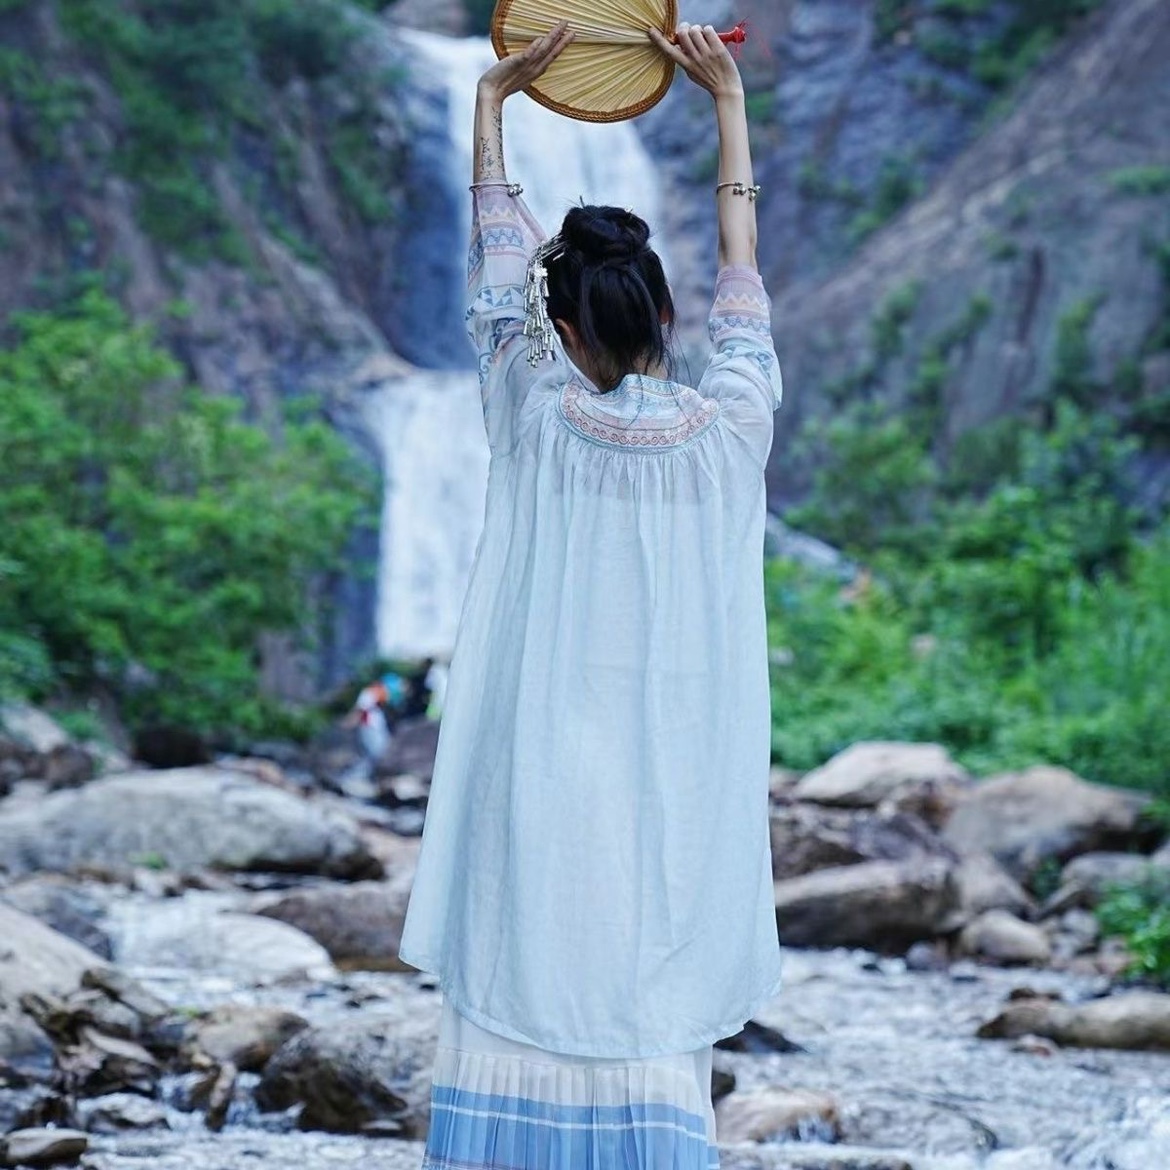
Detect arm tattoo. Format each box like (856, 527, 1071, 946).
(473, 97, 507, 182)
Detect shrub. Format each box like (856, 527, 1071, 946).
(1108, 167, 1170, 197)
(0, 290, 375, 737)
(848, 156, 923, 243)
(1097, 871, 1170, 987)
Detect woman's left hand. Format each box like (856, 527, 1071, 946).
(477, 20, 575, 102)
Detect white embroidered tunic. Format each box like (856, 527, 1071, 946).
(398, 186, 784, 1058)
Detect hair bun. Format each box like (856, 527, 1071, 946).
(562, 206, 650, 265)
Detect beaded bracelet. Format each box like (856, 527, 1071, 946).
(715, 181, 762, 201)
(469, 180, 524, 196)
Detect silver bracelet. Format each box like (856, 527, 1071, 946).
(715, 181, 762, 201)
(470, 180, 524, 196)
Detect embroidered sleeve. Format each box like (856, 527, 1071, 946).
(700, 265, 783, 465)
(466, 187, 548, 379)
(465, 187, 565, 454)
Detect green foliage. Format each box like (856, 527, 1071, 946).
(871, 281, 922, 361)
(0, 50, 88, 156)
(0, 291, 375, 738)
(57, 0, 402, 255)
(53, 707, 107, 743)
(788, 408, 937, 558)
(1051, 295, 1103, 407)
(915, 26, 971, 70)
(744, 90, 777, 126)
(903, 293, 992, 430)
(932, 0, 991, 15)
(1109, 167, 1170, 197)
(693, 149, 721, 184)
(1097, 871, 1170, 987)
(769, 528, 1170, 792)
(461, 0, 496, 36)
(1027, 858, 1064, 902)
(1147, 238, 1170, 355)
(983, 230, 1020, 261)
(329, 125, 395, 224)
(901, 0, 1102, 93)
(849, 156, 923, 243)
(773, 265, 1167, 793)
(874, 0, 913, 43)
(796, 161, 863, 207)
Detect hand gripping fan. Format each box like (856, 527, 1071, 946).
(490, 0, 748, 123)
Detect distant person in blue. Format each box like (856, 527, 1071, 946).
(400, 20, 784, 1170)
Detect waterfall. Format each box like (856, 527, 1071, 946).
(363, 32, 663, 661)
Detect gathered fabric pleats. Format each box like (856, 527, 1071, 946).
(422, 1000, 720, 1170)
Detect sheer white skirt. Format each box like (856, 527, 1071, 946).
(422, 999, 720, 1169)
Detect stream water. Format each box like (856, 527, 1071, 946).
(76, 884, 1170, 1170)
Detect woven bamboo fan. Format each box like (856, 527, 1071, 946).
(491, 0, 705, 123)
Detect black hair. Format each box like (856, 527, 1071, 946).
(545, 205, 675, 392)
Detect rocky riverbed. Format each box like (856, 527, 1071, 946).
(2, 705, 1169, 1170)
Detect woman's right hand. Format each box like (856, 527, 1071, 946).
(478, 20, 575, 103)
(649, 23, 744, 100)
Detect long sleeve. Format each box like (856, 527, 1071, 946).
(699, 265, 783, 466)
(466, 186, 566, 455)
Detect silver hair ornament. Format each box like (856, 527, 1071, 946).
(524, 235, 566, 367)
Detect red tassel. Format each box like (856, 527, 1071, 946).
(719, 20, 749, 46)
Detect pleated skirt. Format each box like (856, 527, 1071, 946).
(422, 1000, 720, 1170)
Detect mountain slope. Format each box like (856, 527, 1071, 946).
(765, 0, 1170, 506)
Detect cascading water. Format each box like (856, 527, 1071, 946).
(363, 32, 663, 661)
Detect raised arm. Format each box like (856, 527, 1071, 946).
(474, 21, 575, 185)
(466, 24, 575, 454)
(649, 24, 757, 270)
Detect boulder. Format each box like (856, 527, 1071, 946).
(711, 1064, 736, 1104)
(768, 768, 801, 801)
(56, 1026, 160, 1097)
(769, 804, 954, 881)
(0, 705, 70, 755)
(0, 1078, 63, 1136)
(185, 1005, 309, 1072)
(0, 1005, 56, 1081)
(0, 768, 382, 879)
(0, 903, 104, 1006)
(946, 851, 1036, 928)
(942, 767, 1154, 881)
(107, 899, 335, 985)
(255, 881, 411, 971)
(1044, 909, 1101, 963)
(0, 704, 95, 791)
(957, 910, 1052, 966)
(715, 1019, 804, 1055)
(0, 1128, 88, 1167)
(774, 858, 958, 951)
(2, 876, 114, 959)
(1044, 851, 1170, 911)
(75, 1092, 170, 1132)
(977, 991, 1170, 1051)
(256, 1013, 436, 1135)
(715, 1087, 840, 1143)
(792, 742, 969, 828)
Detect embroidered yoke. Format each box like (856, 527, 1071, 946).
(398, 185, 785, 1059)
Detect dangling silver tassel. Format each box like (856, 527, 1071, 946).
(524, 235, 565, 367)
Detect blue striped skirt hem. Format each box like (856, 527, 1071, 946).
(422, 1001, 720, 1170)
